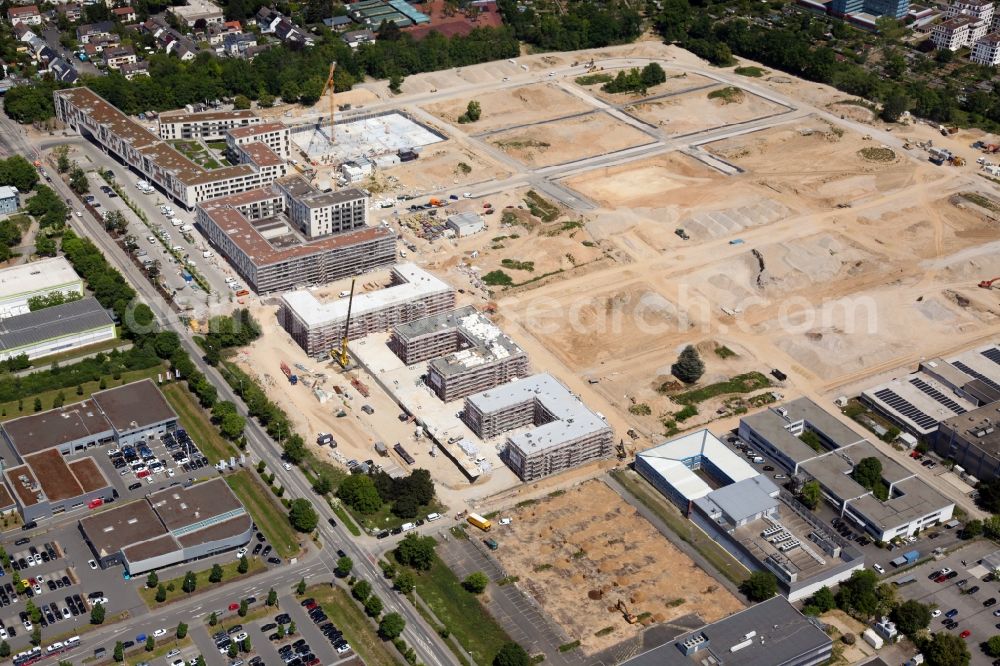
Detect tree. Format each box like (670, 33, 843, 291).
(143, 570, 159, 590)
(394, 533, 436, 571)
(287, 620, 296, 635)
(379, 612, 406, 640)
(836, 570, 880, 619)
(288, 498, 319, 532)
(335, 556, 354, 577)
(800, 480, 821, 510)
(182, 570, 197, 593)
(0, 641, 9, 659)
(145, 635, 155, 652)
(672, 345, 704, 383)
(395, 571, 415, 594)
(241, 637, 252, 653)
(233, 95, 251, 110)
(923, 631, 970, 666)
(337, 474, 383, 514)
(30, 626, 40, 647)
(313, 474, 334, 495)
(90, 602, 106, 624)
(258, 91, 275, 107)
(365, 594, 384, 617)
(276, 624, 285, 639)
(209, 611, 218, 626)
(69, 166, 89, 195)
(55, 146, 71, 174)
(739, 571, 777, 602)
(810, 586, 836, 613)
(464, 571, 489, 594)
(34, 235, 56, 257)
(892, 599, 931, 636)
(239, 598, 249, 617)
(881, 91, 909, 122)
(155, 583, 167, 603)
(267, 587, 278, 606)
(27, 599, 41, 624)
(0, 155, 39, 192)
(228, 642, 238, 658)
(238, 555, 249, 575)
(353, 579, 372, 602)
(459, 100, 481, 123)
(986, 635, 1000, 657)
(113, 641, 124, 662)
(33, 397, 42, 412)
(209, 563, 223, 583)
(389, 73, 403, 94)
(852, 457, 883, 491)
(493, 642, 531, 666)
(296, 578, 307, 595)
(176, 622, 188, 639)
(640, 62, 667, 88)
(960, 519, 983, 539)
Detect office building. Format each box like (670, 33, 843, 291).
(279, 263, 454, 357)
(5, 449, 114, 523)
(0, 297, 115, 361)
(462, 373, 613, 481)
(0, 257, 82, 319)
(936, 401, 1000, 480)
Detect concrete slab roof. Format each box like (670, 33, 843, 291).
(742, 397, 867, 464)
(93, 378, 176, 433)
(79, 498, 166, 557)
(147, 477, 244, 532)
(0, 257, 80, 302)
(637, 430, 759, 502)
(2, 398, 112, 457)
(693, 475, 779, 526)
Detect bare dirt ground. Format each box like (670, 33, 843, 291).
(493, 480, 743, 655)
(625, 85, 788, 135)
(421, 84, 593, 133)
(488, 113, 654, 168)
(375, 140, 513, 193)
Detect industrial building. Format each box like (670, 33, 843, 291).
(861, 345, 1000, 438)
(5, 449, 113, 523)
(157, 109, 260, 141)
(936, 401, 1000, 480)
(0, 257, 83, 319)
(280, 264, 455, 357)
(53, 88, 288, 209)
(79, 478, 253, 574)
(636, 431, 864, 601)
(740, 399, 955, 541)
(446, 212, 485, 237)
(0, 296, 115, 361)
(462, 373, 613, 481)
(388, 306, 528, 402)
(622, 596, 832, 666)
(1, 379, 178, 459)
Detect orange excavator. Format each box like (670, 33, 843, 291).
(979, 277, 1000, 289)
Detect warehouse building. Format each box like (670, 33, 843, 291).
(157, 108, 260, 141)
(6, 449, 113, 523)
(462, 373, 613, 481)
(79, 478, 253, 574)
(388, 306, 528, 402)
(445, 211, 485, 237)
(0, 257, 83, 319)
(0, 296, 115, 361)
(623, 596, 832, 666)
(636, 431, 865, 601)
(1, 379, 178, 459)
(54, 88, 288, 209)
(740, 399, 954, 541)
(197, 180, 395, 295)
(280, 263, 455, 357)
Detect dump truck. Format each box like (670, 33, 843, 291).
(280, 361, 298, 385)
(890, 550, 919, 568)
(467, 513, 492, 531)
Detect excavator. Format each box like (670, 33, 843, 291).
(617, 599, 638, 624)
(979, 277, 1000, 289)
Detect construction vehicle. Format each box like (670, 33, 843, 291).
(467, 513, 492, 531)
(280, 361, 298, 385)
(334, 278, 356, 368)
(616, 440, 627, 460)
(951, 156, 966, 167)
(978, 277, 1000, 289)
(617, 599, 638, 624)
(675, 228, 690, 240)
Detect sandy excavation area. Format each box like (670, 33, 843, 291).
(564, 153, 723, 209)
(422, 84, 593, 133)
(381, 140, 512, 193)
(493, 481, 743, 655)
(625, 85, 789, 135)
(488, 113, 654, 168)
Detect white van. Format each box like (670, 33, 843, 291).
(171, 218, 183, 227)
(202, 250, 214, 259)
(426, 512, 441, 522)
(400, 522, 416, 532)
(179, 224, 193, 232)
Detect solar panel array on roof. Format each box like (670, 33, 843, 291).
(983, 348, 1000, 366)
(874, 388, 937, 430)
(952, 360, 1000, 393)
(909, 377, 967, 414)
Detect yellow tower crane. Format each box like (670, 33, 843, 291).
(333, 277, 356, 368)
(323, 61, 337, 143)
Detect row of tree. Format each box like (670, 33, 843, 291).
(336, 468, 436, 519)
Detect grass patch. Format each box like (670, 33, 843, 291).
(206, 141, 228, 151)
(707, 86, 744, 104)
(558, 641, 581, 653)
(483, 270, 513, 287)
(524, 190, 559, 223)
(226, 469, 300, 558)
(213, 605, 273, 630)
(594, 626, 615, 637)
(747, 392, 777, 407)
(667, 598, 686, 607)
(495, 139, 551, 150)
(960, 191, 1000, 213)
(714, 345, 737, 359)
(500, 259, 534, 272)
(497, 576, 519, 586)
(0, 365, 164, 421)
(450, 525, 468, 539)
(674, 404, 698, 421)
(404, 555, 511, 664)
(139, 558, 265, 607)
(610, 468, 748, 586)
(343, 496, 447, 533)
(328, 498, 361, 536)
(515, 498, 537, 508)
(307, 585, 398, 666)
(859, 147, 896, 162)
(734, 66, 764, 77)
(162, 382, 235, 464)
(664, 371, 771, 404)
(628, 403, 651, 416)
(575, 73, 613, 85)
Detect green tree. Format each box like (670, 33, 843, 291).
(238, 555, 249, 574)
(239, 598, 249, 617)
(379, 612, 406, 640)
(296, 578, 306, 595)
(55, 146, 71, 174)
(287, 620, 296, 635)
(335, 556, 354, 577)
(113, 641, 124, 662)
(30, 626, 40, 647)
(923, 630, 970, 666)
(337, 474, 383, 514)
(208, 611, 218, 626)
(176, 622, 188, 639)
(739, 571, 777, 602)
(276, 624, 285, 638)
(463, 571, 489, 594)
(395, 571, 415, 594)
(233, 95, 251, 110)
(155, 583, 167, 603)
(288, 498, 319, 532)
(267, 587, 278, 606)
(800, 480, 821, 510)
(835, 570, 880, 619)
(493, 642, 531, 666)
(364, 594, 383, 617)
(811, 586, 836, 613)
(228, 642, 238, 658)
(145, 635, 155, 652)
(892, 599, 931, 636)
(852, 457, 883, 491)
(313, 474, 334, 495)
(241, 637, 251, 652)
(27, 599, 41, 623)
(0, 641, 9, 658)
(182, 570, 197, 593)
(986, 635, 1000, 657)
(672, 345, 704, 383)
(640, 62, 667, 87)
(146, 571, 159, 589)
(68, 166, 89, 195)
(0, 155, 39, 191)
(33, 397, 42, 412)
(389, 73, 403, 94)
(353, 579, 372, 602)
(394, 533, 436, 570)
(258, 91, 275, 107)
(209, 563, 223, 583)
(960, 519, 983, 539)
(881, 91, 909, 122)
(34, 235, 56, 257)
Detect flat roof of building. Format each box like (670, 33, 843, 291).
(5, 464, 41, 506)
(0, 186, 17, 200)
(282, 263, 451, 329)
(623, 596, 830, 666)
(693, 475, 779, 525)
(147, 478, 244, 532)
(742, 397, 866, 464)
(0, 483, 15, 511)
(79, 498, 165, 557)
(467, 373, 610, 453)
(237, 141, 283, 167)
(2, 398, 111, 457)
(197, 187, 394, 268)
(158, 109, 257, 125)
(93, 378, 176, 433)
(0, 296, 113, 355)
(0, 258, 79, 302)
(228, 121, 286, 138)
(637, 430, 760, 502)
(69, 457, 108, 493)
(446, 211, 483, 228)
(23, 449, 85, 502)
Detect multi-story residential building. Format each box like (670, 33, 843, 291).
(274, 175, 366, 238)
(933, 0, 994, 48)
(226, 122, 290, 159)
(972, 31, 1000, 63)
(462, 373, 613, 481)
(198, 182, 396, 297)
(221, 32, 257, 57)
(119, 60, 150, 79)
(388, 306, 529, 402)
(158, 109, 260, 141)
(76, 21, 114, 44)
(58, 3, 83, 22)
(933, 16, 978, 49)
(102, 45, 136, 70)
(278, 263, 453, 356)
(7, 5, 41, 25)
(54, 87, 288, 209)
